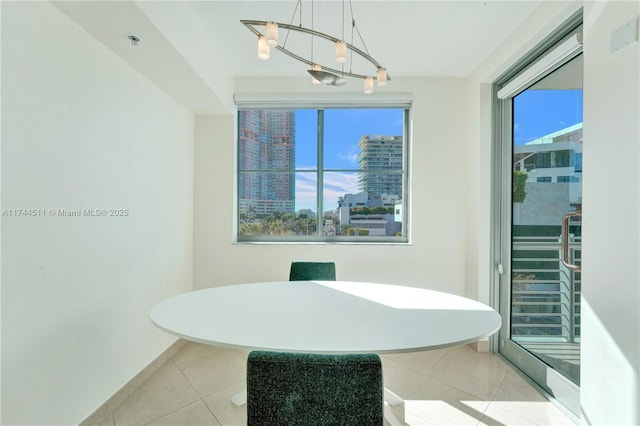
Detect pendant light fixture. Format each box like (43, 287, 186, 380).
(335, 40, 347, 64)
(257, 36, 270, 60)
(242, 0, 390, 93)
(363, 76, 374, 94)
(265, 22, 279, 47)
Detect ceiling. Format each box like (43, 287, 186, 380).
(53, 0, 542, 114)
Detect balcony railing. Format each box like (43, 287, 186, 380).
(511, 233, 581, 343)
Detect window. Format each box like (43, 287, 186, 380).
(236, 104, 409, 243)
(572, 152, 583, 172)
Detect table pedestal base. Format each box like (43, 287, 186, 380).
(383, 388, 403, 426)
(231, 391, 246, 406)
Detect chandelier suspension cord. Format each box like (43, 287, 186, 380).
(341, 0, 346, 75)
(341, 0, 345, 41)
(349, 0, 371, 56)
(349, 3, 354, 74)
(310, 0, 314, 64)
(282, 0, 302, 48)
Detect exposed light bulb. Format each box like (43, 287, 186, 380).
(364, 76, 374, 94)
(335, 40, 347, 64)
(258, 36, 270, 60)
(376, 68, 387, 86)
(266, 22, 278, 47)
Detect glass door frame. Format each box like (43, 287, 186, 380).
(491, 11, 583, 418)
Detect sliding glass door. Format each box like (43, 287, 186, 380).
(494, 22, 583, 417)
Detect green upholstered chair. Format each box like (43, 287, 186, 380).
(288, 261, 336, 281)
(247, 351, 383, 426)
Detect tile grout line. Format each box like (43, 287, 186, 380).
(425, 348, 513, 403)
(475, 368, 511, 425)
(172, 352, 226, 425)
(382, 348, 452, 400)
(422, 347, 451, 375)
(81, 340, 187, 426)
(488, 368, 510, 403)
(137, 358, 203, 426)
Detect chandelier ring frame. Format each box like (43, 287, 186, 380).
(241, 19, 390, 82)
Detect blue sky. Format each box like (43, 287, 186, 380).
(295, 108, 404, 169)
(513, 89, 583, 145)
(294, 108, 404, 211)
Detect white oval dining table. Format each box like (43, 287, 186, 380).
(150, 280, 501, 354)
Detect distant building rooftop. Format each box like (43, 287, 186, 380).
(524, 123, 583, 145)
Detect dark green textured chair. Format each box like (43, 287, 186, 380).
(288, 261, 336, 281)
(247, 351, 383, 426)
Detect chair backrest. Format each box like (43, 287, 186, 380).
(247, 351, 383, 426)
(289, 261, 336, 281)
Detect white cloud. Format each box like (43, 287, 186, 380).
(324, 173, 359, 193)
(295, 171, 361, 211)
(337, 151, 359, 165)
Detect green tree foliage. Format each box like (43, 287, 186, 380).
(346, 227, 370, 236)
(513, 170, 528, 203)
(350, 206, 393, 215)
(239, 210, 318, 235)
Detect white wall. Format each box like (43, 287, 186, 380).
(581, 1, 640, 424)
(194, 77, 469, 293)
(1, 2, 194, 425)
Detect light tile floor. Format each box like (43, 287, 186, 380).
(92, 342, 578, 426)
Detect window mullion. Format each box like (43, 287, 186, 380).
(317, 109, 324, 235)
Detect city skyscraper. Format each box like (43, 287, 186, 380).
(357, 135, 403, 198)
(238, 110, 295, 215)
